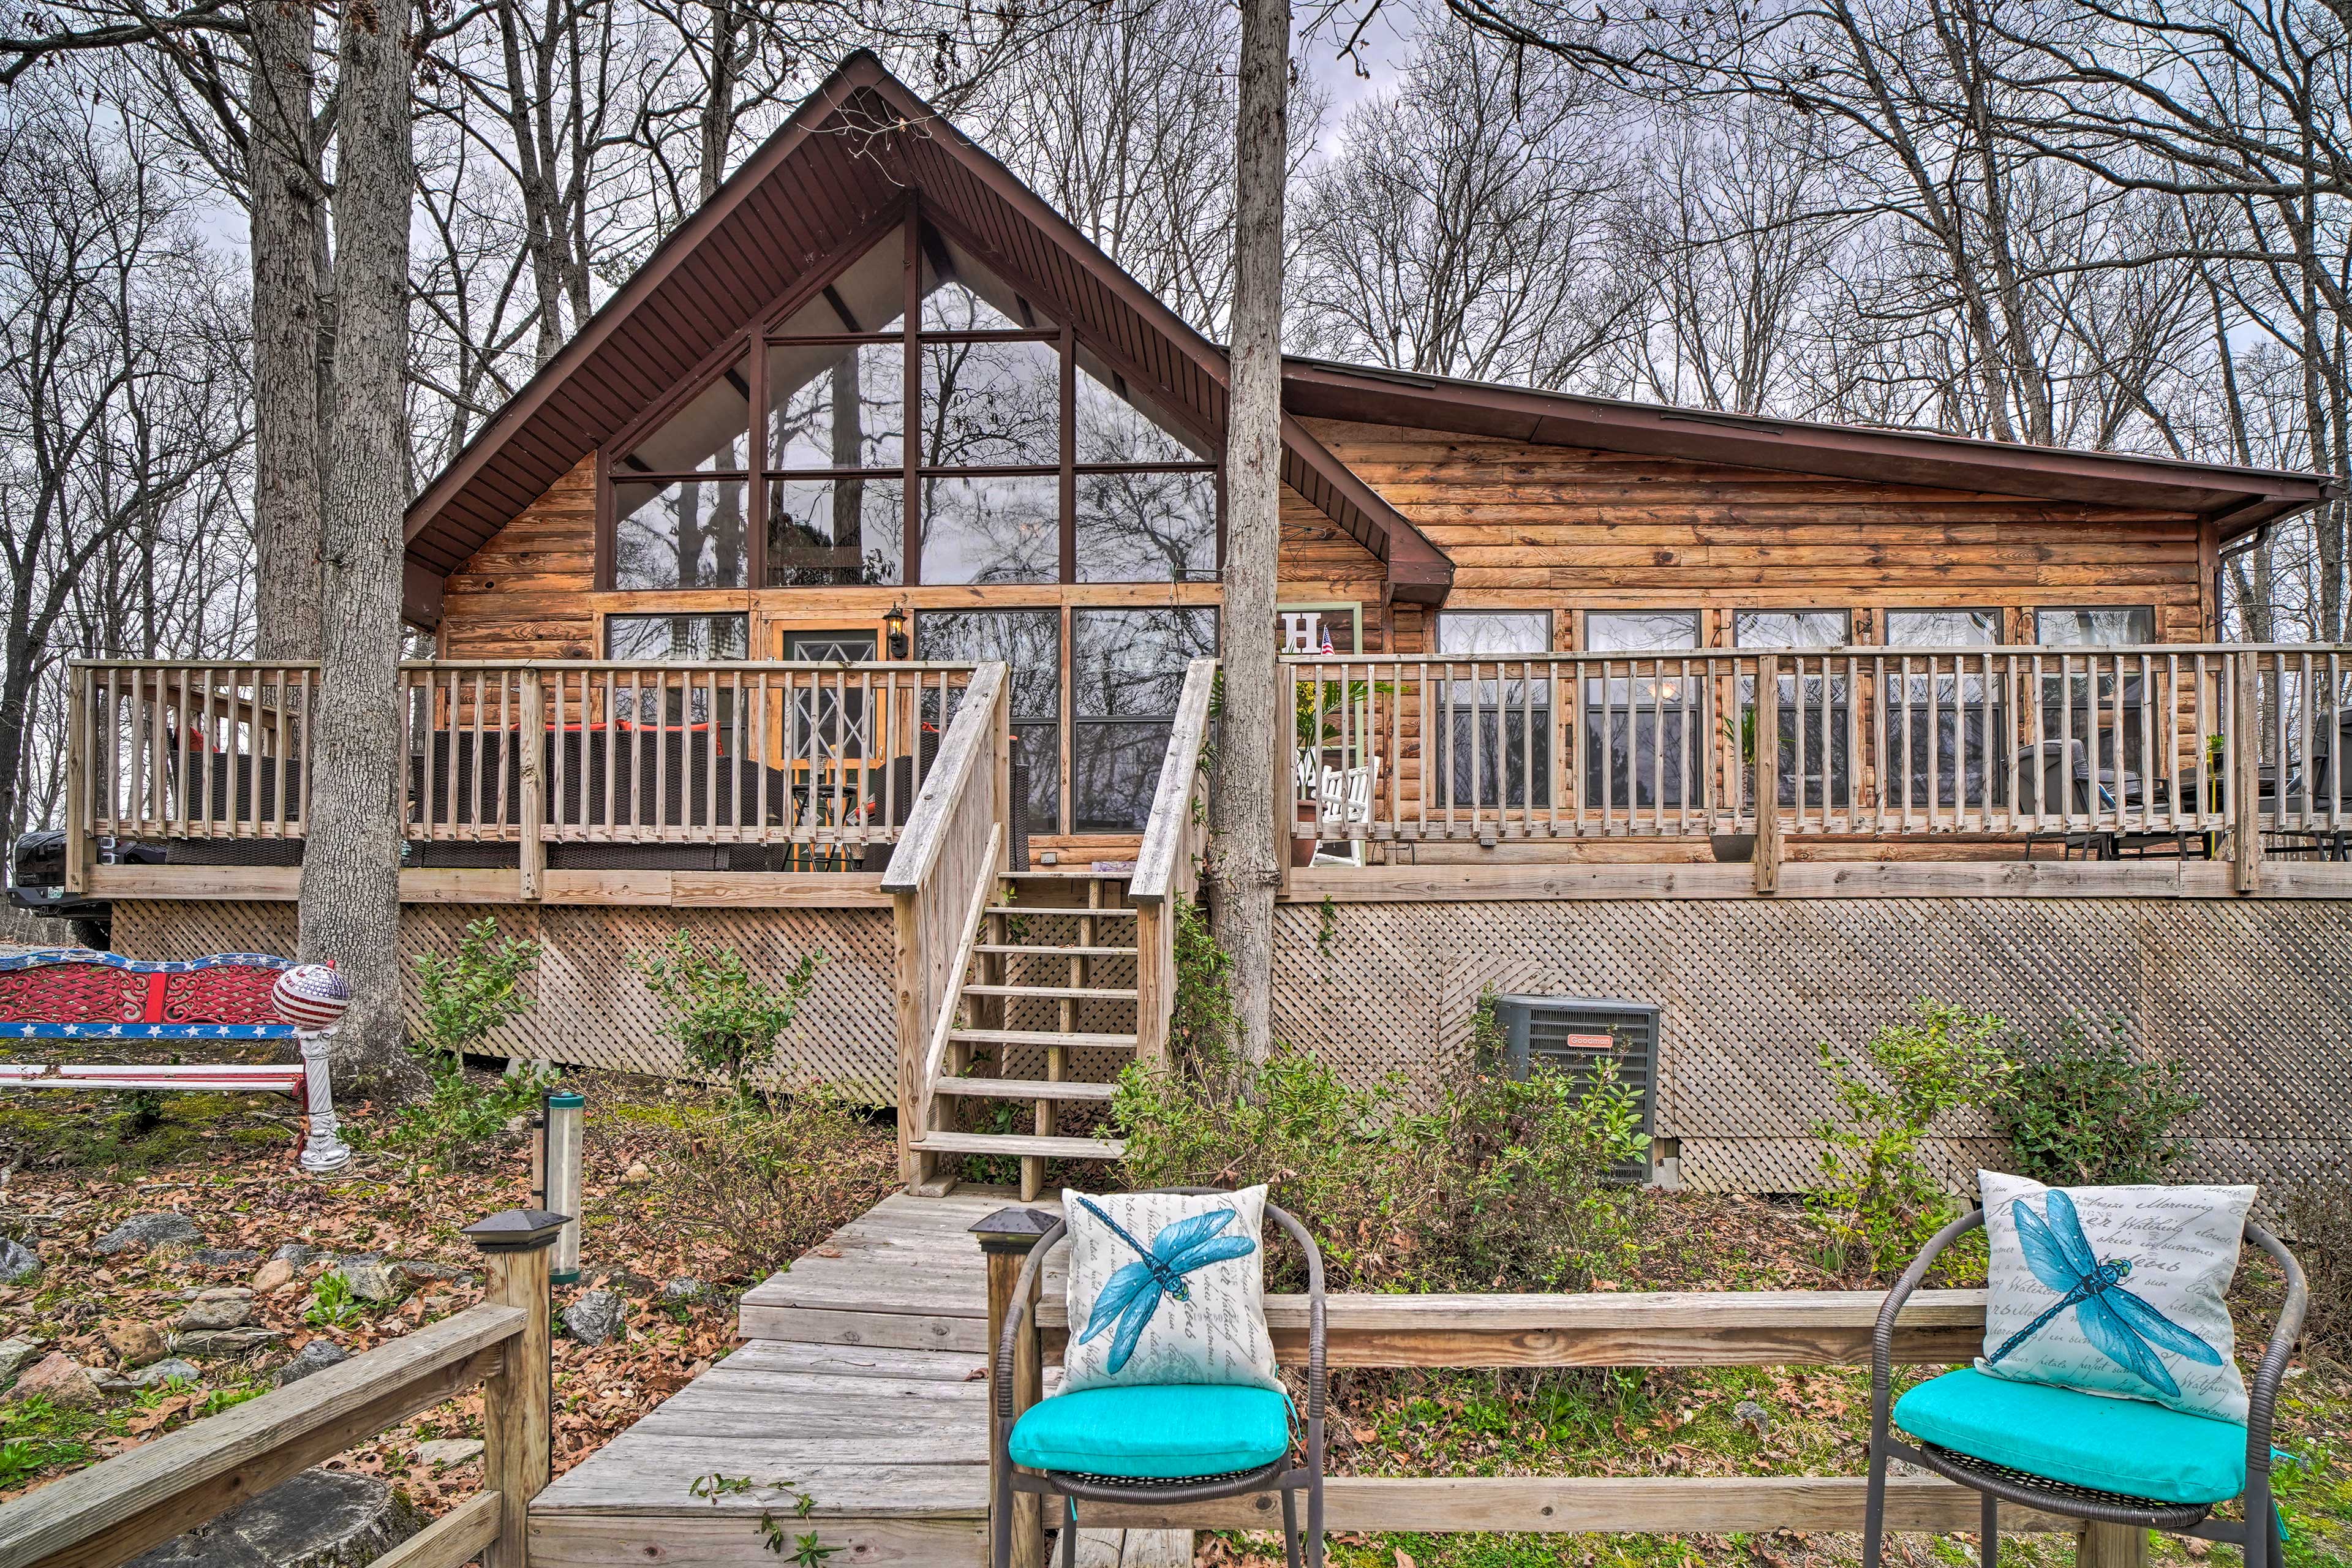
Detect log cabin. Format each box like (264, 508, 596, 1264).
(57, 52, 2352, 1201)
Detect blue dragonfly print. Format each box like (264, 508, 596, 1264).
(1076, 1197, 1258, 1376)
(1988, 1189, 2224, 1398)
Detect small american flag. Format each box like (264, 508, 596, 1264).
(1319, 630, 1335, 655)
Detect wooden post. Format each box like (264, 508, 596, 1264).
(1133, 900, 1166, 1066)
(518, 671, 545, 902)
(974, 1207, 1052, 1568)
(2075, 1521, 2148, 1568)
(2232, 651, 2263, 894)
(891, 889, 927, 1189)
(64, 666, 88, 896)
(462, 1208, 563, 1568)
(1753, 654, 1782, 894)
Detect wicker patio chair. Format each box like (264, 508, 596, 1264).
(990, 1190, 1327, 1568)
(1864, 1207, 2308, 1568)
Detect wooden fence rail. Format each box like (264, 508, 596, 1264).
(1284, 644, 2352, 867)
(0, 1210, 562, 1568)
(1128, 657, 1217, 1068)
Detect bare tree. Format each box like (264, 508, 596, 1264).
(300, 0, 429, 1099)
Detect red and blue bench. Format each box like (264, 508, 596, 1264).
(0, 950, 351, 1169)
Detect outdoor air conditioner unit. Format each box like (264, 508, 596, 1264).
(1487, 993, 1660, 1184)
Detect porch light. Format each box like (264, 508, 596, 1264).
(884, 601, 910, 659)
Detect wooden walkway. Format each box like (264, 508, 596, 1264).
(530, 1189, 1189, 1568)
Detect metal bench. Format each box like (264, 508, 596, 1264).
(0, 949, 352, 1170)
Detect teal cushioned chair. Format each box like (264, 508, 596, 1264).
(989, 1190, 1327, 1568)
(1864, 1207, 2308, 1568)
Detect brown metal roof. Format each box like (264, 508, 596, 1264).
(1279, 356, 2340, 539)
(403, 52, 1449, 622)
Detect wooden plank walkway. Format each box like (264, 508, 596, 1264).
(530, 1190, 1188, 1568)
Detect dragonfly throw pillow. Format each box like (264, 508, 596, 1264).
(1061, 1186, 1283, 1395)
(1976, 1170, 2253, 1423)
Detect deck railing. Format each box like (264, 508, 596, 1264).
(71, 658, 978, 865)
(1286, 644, 2352, 855)
(1128, 657, 1217, 1065)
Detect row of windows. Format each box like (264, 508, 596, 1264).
(1431, 607, 2157, 655)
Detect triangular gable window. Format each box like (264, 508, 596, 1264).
(605, 217, 1216, 590)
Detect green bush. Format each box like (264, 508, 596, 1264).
(646, 1092, 896, 1279)
(412, 916, 539, 1068)
(632, 931, 821, 1104)
(1809, 999, 2013, 1280)
(1113, 1039, 1645, 1294)
(1991, 1016, 2201, 1185)
(376, 1059, 557, 1171)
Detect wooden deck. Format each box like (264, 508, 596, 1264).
(529, 1190, 1189, 1568)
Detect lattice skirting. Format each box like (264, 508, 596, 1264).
(1270, 897, 2352, 1196)
(109, 901, 899, 1102)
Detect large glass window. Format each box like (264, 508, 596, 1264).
(1072, 609, 1219, 831)
(1583, 612, 1701, 812)
(915, 610, 1061, 828)
(1884, 609, 2002, 810)
(2035, 606, 2154, 785)
(609, 225, 1218, 590)
(603, 614, 748, 725)
(1735, 609, 1850, 809)
(1435, 612, 1552, 809)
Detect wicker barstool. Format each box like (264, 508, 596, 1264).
(1864, 1207, 2308, 1568)
(990, 1191, 1327, 1568)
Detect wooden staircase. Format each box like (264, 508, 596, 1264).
(912, 872, 1139, 1199)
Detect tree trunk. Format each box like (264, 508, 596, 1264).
(1206, 0, 1287, 1069)
(249, 0, 323, 661)
(300, 0, 428, 1101)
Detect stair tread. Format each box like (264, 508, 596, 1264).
(913, 1131, 1126, 1159)
(961, 982, 1139, 1001)
(995, 905, 1139, 918)
(932, 1076, 1120, 1102)
(975, 944, 1137, 958)
(948, 1027, 1139, 1049)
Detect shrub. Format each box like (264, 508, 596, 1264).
(376, 1059, 557, 1171)
(1113, 1040, 1645, 1294)
(644, 1093, 896, 1280)
(1990, 1016, 2201, 1185)
(1809, 999, 2013, 1280)
(632, 931, 821, 1104)
(1167, 894, 1236, 1063)
(2285, 1170, 2351, 1363)
(412, 916, 539, 1068)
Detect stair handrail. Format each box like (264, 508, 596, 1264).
(1129, 657, 1218, 1066)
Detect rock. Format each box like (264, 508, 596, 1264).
(177, 1328, 282, 1357)
(0, 1238, 41, 1284)
(192, 1248, 259, 1268)
(271, 1244, 320, 1267)
(251, 1259, 295, 1294)
(413, 1438, 483, 1469)
(126, 1465, 419, 1568)
(393, 1260, 461, 1283)
(336, 1256, 400, 1305)
(562, 1290, 626, 1347)
(178, 1291, 254, 1332)
(0, 1337, 42, 1381)
(93, 1212, 200, 1256)
(622, 1161, 652, 1185)
(12, 1352, 101, 1407)
(274, 1340, 348, 1386)
(1732, 1399, 1773, 1438)
(660, 1277, 706, 1304)
(104, 1319, 170, 1366)
(126, 1357, 203, 1390)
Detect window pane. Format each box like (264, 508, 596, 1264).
(1076, 364, 1209, 464)
(1438, 611, 1551, 656)
(1074, 609, 1219, 717)
(1075, 469, 1217, 582)
(921, 275, 1049, 333)
(919, 338, 1058, 467)
(919, 474, 1058, 584)
(603, 614, 748, 660)
(767, 341, 902, 470)
(2037, 607, 2154, 646)
(1074, 723, 1174, 832)
(916, 609, 1061, 827)
(612, 480, 749, 590)
(768, 477, 903, 586)
(1733, 610, 1849, 647)
(1886, 609, 2000, 646)
(1585, 611, 1699, 652)
(619, 358, 750, 473)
